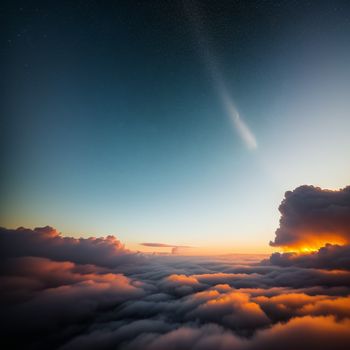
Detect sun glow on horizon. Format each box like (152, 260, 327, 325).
(280, 236, 348, 255)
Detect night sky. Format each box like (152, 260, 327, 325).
(2, 0, 350, 252)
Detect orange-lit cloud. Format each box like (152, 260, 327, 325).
(167, 274, 199, 285)
(269, 243, 350, 270)
(270, 185, 350, 251)
(245, 315, 350, 350)
(189, 291, 270, 329)
(298, 296, 350, 319)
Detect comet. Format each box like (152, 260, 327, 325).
(184, 1, 258, 150)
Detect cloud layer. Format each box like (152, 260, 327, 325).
(1, 185, 350, 349)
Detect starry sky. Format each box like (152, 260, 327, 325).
(2, 0, 350, 253)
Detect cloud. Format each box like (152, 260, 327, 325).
(269, 243, 350, 270)
(253, 293, 331, 321)
(0, 226, 144, 268)
(270, 185, 350, 250)
(187, 291, 270, 332)
(124, 323, 242, 350)
(85, 316, 350, 350)
(1, 256, 144, 349)
(267, 185, 350, 271)
(245, 315, 350, 350)
(140, 243, 193, 255)
(140, 243, 191, 248)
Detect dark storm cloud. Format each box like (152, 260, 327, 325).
(270, 185, 350, 249)
(1, 225, 350, 349)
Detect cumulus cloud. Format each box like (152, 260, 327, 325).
(187, 291, 270, 333)
(268, 185, 350, 271)
(0, 226, 144, 267)
(270, 185, 350, 250)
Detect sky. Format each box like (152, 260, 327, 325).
(2, 0, 350, 254)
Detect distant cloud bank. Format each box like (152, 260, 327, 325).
(140, 242, 193, 254)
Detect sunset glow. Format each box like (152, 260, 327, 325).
(282, 239, 347, 254)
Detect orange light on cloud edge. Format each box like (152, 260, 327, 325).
(280, 234, 348, 254)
